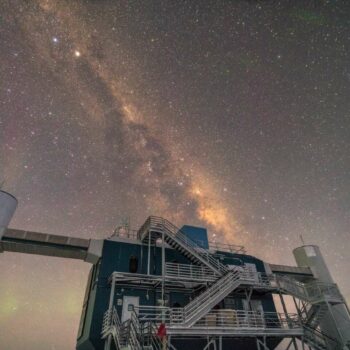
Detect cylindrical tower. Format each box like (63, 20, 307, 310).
(294, 245, 350, 348)
(0, 190, 18, 251)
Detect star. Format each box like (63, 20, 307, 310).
(1, 2, 350, 349)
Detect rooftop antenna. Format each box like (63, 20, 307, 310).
(300, 234, 306, 246)
(0, 180, 5, 190)
(110, 217, 131, 238)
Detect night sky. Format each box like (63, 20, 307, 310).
(1, 1, 350, 349)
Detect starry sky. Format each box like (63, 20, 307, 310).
(1, 1, 350, 349)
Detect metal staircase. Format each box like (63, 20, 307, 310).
(170, 269, 242, 327)
(102, 307, 123, 349)
(137, 217, 262, 328)
(306, 304, 328, 329)
(276, 275, 343, 329)
(276, 275, 343, 304)
(141, 322, 164, 350)
(303, 326, 328, 350)
(102, 307, 142, 350)
(302, 325, 341, 350)
(137, 216, 227, 275)
(275, 275, 347, 349)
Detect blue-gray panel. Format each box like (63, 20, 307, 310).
(181, 225, 209, 249)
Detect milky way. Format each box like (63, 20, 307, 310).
(1, 1, 350, 349)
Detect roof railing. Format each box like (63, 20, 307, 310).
(110, 217, 246, 254)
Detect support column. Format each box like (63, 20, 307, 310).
(292, 337, 299, 350)
(280, 294, 299, 349)
(105, 274, 116, 350)
(161, 230, 165, 304)
(285, 339, 293, 350)
(104, 336, 112, 350)
(147, 230, 151, 275)
(108, 274, 116, 312)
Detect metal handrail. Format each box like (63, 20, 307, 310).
(193, 310, 301, 330)
(134, 306, 301, 331)
(128, 310, 142, 350)
(102, 307, 121, 335)
(165, 262, 219, 282)
(138, 216, 228, 274)
(141, 321, 165, 350)
(303, 324, 340, 350)
(208, 241, 246, 254)
(164, 219, 228, 274)
(101, 307, 123, 349)
(116, 217, 247, 254)
(276, 275, 343, 304)
(129, 267, 270, 327)
(111, 228, 139, 240)
(182, 270, 240, 318)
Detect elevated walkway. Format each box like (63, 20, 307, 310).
(1, 228, 89, 260)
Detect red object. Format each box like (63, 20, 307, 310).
(156, 323, 167, 338)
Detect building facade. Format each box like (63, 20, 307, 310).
(1, 191, 350, 350)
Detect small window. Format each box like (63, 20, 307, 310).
(129, 255, 138, 273)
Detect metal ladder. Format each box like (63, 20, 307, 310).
(137, 216, 227, 275)
(138, 217, 256, 328)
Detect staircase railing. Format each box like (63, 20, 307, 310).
(137, 216, 228, 274)
(303, 325, 341, 350)
(128, 310, 142, 350)
(134, 306, 301, 332)
(179, 270, 241, 324)
(306, 304, 328, 328)
(192, 310, 301, 330)
(101, 307, 122, 349)
(142, 321, 165, 350)
(132, 267, 264, 327)
(276, 275, 343, 304)
(165, 262, 219, 282)
(163, 218, 228, 274)
(165, 262, 273, 288)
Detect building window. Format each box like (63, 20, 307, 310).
(129, 255, 138, 273)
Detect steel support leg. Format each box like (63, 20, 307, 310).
(292, 337, 299, 350)
(257, 338, 271, 350)
(285, 339, 293, 350)
(147, 230, 151, 275)
(104, 335, 111, 350)
(161, 230, 165, 304)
